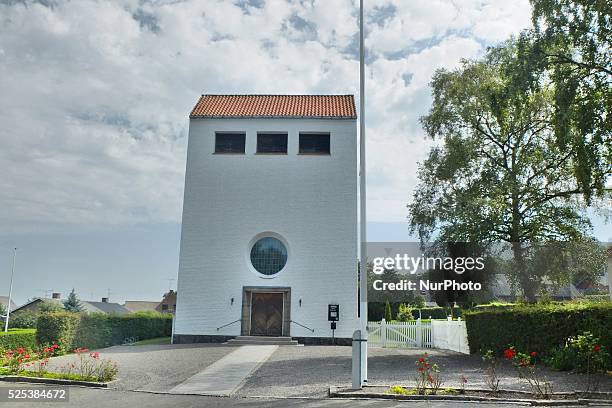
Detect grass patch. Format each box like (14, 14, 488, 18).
(133, 337, 171, 346)
(0, 329, 36, 336)
(0, 367, 108, 383)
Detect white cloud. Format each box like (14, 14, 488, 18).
(0, 0, 533, 233)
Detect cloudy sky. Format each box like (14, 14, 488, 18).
(0, 0, 608, 305)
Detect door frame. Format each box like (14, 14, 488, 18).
(241, 287, 291, 336)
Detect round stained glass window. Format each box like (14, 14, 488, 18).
(250, 237, 288, 276)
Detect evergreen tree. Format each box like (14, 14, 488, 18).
(384, 301, 393, 321)
(63, 289, 84, 312)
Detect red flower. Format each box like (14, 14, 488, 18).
(503, 348, 517, 360)
(82, 348, 89, 353)
(530, 352, 537, 358)
(24, 354, 30, 359)
(594, 345, 601, 353)
(418, 357, 425, 363)
(427, 374, 434, 383)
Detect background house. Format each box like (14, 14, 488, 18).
(123, 300, 160, 313)
(10, 293, 129, 316)
(155, 290, 176, 314)
(0, 296, 17, 312)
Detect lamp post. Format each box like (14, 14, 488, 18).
(358, 0, 368, 386)
(4, 248, 17, 332)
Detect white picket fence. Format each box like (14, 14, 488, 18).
(367, 318, 469, 354)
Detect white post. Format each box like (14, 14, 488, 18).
(352, 330, 362, 389)
(381, 318, 387, 348)
(416, 318, 422, 347)
(356, 0, 368, 385)
(4, 248, 17, 333)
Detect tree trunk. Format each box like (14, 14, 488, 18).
(512, 241, 537, 302)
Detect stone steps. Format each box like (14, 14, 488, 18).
(226, 336, 300, 346)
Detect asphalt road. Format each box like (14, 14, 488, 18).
(0, 383, 538, 408)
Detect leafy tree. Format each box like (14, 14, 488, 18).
(0, 302, 6, 318)
(63, 289, 84, 313)
(409, 37, 607, 301)
(40, 300, 63, 313)
(530, 0, 611, 201)
(384, 301, 393, 321)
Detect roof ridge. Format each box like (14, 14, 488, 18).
(201, 94, 355, 97)
(191, 94, 357, 118)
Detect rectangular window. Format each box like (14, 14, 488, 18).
(215, 132, 245, 154)
(299, 133, 330, 154)
(257, 133, 288, 154)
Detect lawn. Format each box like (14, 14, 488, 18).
(133, 337, 171, 346)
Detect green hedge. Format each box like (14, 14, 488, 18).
(37, 312, 172, 350)
(0, 329, 37, 351)
(7, 312, 39, 329)
(464, 302, 612, 357)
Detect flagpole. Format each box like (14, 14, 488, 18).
(358, 0, 368, 384)
(4, 248, 17, 332)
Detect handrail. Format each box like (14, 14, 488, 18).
(290, 320, 315, 333)
(216, 319, 241, 331)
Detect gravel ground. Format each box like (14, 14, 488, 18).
(42, 344, 611, 399)
(44, 344, 236, 392)
(237, 346, 612, 398)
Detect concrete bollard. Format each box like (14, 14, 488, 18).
(352, 329, 362, 389)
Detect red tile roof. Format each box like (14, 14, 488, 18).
(190, 94, 357, 119)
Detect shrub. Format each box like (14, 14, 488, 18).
(464, 302, 612, 370)
(37, 312, 172, 350)
(8, 312, 39, 329)
(396, 303, 415, 321)
(0, 329, 37, 352)
(546, 332, 609, 375)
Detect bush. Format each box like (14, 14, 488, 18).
(0, 329, 37, 352)
(37, 312, 172, 350)
(8, 312, 39, 329)
(36, 312, 80, 350)
(464, 302, 612, 370)
(546, 331, 610, 373)
(396, 303, 414, 321)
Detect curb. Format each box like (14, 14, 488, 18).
(0, 375, 116, 388)
(329, 386, 611, 406)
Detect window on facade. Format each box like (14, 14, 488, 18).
(250, 237, 288, 276)
(162, 304, 168, 311)
(299, 133, 330, 154)
(257, 133, 288, 154)
(215, 132, 246, 154)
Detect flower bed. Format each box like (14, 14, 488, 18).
(330, 385, 612, 405)
(1, 344, 118, 384)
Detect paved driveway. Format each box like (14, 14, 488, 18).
(43, 344, 611, 399)
(45, 343, 236, 392)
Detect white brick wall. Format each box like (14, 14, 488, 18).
(175, 117, 358, 338)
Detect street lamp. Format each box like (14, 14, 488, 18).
(4, 248, 17, 332)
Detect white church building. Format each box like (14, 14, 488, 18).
(174, 94, 358, 344)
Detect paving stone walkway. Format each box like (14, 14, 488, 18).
(168, 345, 278, 396)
